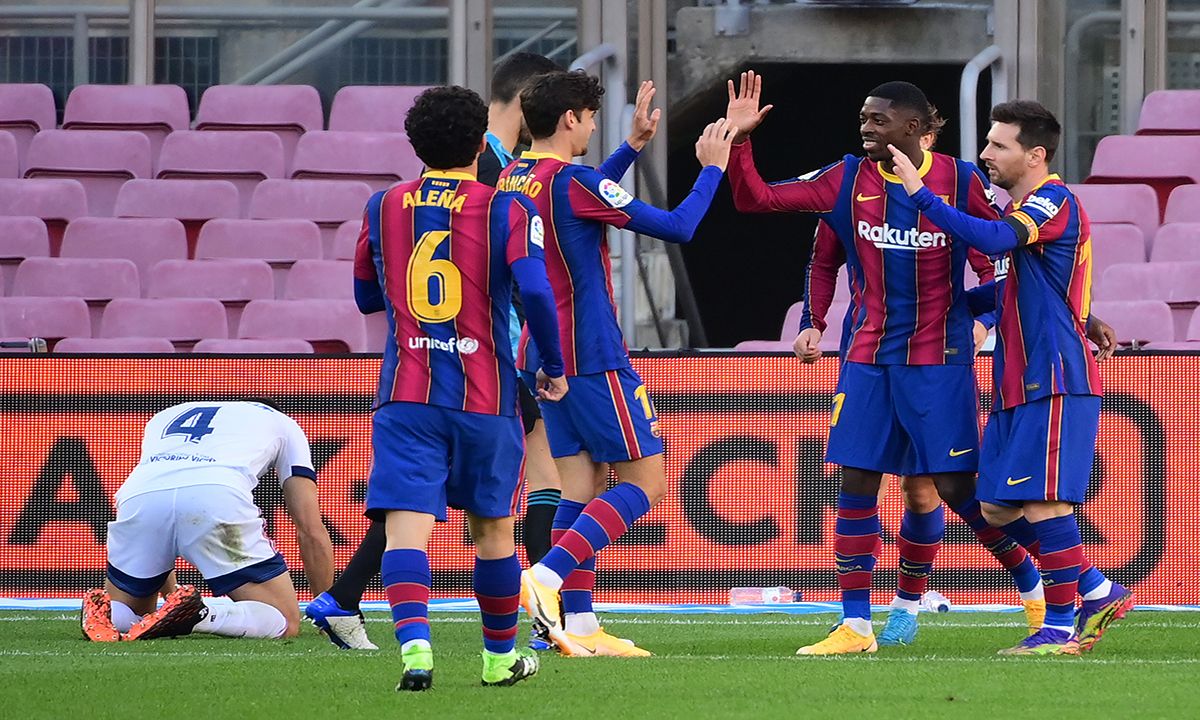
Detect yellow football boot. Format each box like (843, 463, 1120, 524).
(796, 623, 878, 656)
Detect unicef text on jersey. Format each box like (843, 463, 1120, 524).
(408, 335, 480, 355)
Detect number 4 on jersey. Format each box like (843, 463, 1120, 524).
(163, 406, 220, 443)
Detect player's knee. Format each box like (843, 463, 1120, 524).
(931, 473, 974, 509)
(900, 476, 940, 512)
(841, 467, 882, 497)
(979, 501, 1020, 527)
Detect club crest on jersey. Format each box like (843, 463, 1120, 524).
(856, 221, 947, 250)
(530, 215, 545, 248)
(409, 335, 479, 355)
(598, 179, 634, 208)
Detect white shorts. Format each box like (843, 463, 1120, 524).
(106, 484, 288, 597)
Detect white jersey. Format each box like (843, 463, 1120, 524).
(115, 401, 315, 503)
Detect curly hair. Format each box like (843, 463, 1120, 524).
(519, 69, 604, 140)
(404, 85, 489, 170)
(924, 102, 947, 139)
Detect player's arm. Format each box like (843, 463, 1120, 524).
(794, 221, 844, 363)
(276, 419, 334, 595)
(594, 81, 662, 182)
(505, 196, 567, 401)
(727, 140, 843, 215)
(353, 194, 386, 314)
(966, 247, 997, 337)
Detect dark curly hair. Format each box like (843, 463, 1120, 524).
(404, 85, 489, 170)
(519, 70, 604, 141)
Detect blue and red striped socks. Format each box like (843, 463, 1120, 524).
(474, 554, 520, 655)
(952, 499, 1043, 597)
(835, 491, 881, 623)
(535, 483, 650, 589)
(381, 548, 431, 649)
(1033, 514, 1084, 631)
(550, 499, 597, 620)
(894, 506, 944, 612)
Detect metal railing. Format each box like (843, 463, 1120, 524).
(958, 44, 1005, 163)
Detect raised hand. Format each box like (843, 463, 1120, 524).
(887, 143, 925, 196)
(627, 80, 662, 151)
(725, 70, 774, 142)
(695, 118, 739, 171)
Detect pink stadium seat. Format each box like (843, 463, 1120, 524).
(0, 84, 57, 174)
(14, 256, 140, 332)
(732, 339, 793, 351)
(283, 259, 352, 300)
(328, 85, 430, 133)
(1099, 262, 1200, 339)
(157, 131, 286, 215)
(1163, 185, 1200, 224)
(196, 218, 321, 296)
(1089, 300, 1175, 346)
(0, 217, 49, 293)
(1091, 225, 1146, 286)
(62, 84, 190, 166)
(332, 219, 361, 260)
(291, 131, 421, 190)
(193, 337, 315, 354)
(776, 299, 847, 351)
(1136, 90, 1200, 135)
(194, 85, 323, 170)
(1150, 224, 1200, 263)
(0, 131, 17, 178)
(148, 258, 274, 336)
(55, 336, 176, 353)
(238, 299, 367, 353)
(249, 179, 372, 257)
(0, 179, 88, 256)
(60, 217, 187, 292)
(100, 298, 228, 350)
(1068, 184, 1158, 250)
(113, 179, 240, 257)
(1085, 136, 1200, 218)
(0, 297, 91, 348)
(24, 130, 152, 215)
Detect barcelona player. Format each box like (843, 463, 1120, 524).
(889, 100, 1132, 655)
(504, 69, 737, 656)
(353, 85, 567, 690)
(726, 72, 1046, 655)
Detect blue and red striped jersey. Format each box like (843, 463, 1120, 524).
(353, 171, 545, 415)
(988, 176, 1102, 410)
(730, 140, 1001, 365)
(499, 152, 635, 376)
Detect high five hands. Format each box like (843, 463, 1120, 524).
(627, 80, 663, 151)
(726, 70, 775, 143)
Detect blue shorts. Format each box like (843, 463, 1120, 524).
(522, 367, 663, 463)
(365, 401, 525, 521)
(825, 362, 980, 476)
(977, 394, 1100, 507)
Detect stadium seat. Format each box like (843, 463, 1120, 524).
(0, 84, 57, 174)
(195, 218, 322, 296)
(0, 131, 17, 178)
(13, 256, 140, 332)
(62, 84, 190, 166)
(0, 217, 49, 293)
(0, 179, 88, 256)
(1091, 225, 1146, 286)
(157, 131, 286, 215)
(147, 258, 275, 336)
(54, 336, 177, 353)
(100, 298, 228, 350)
(1085, 136, 1200, 218)
(60, 217, 187, 293)
(290, 131, 421, 190)
(1100, 262, 1200, 339)
(1089, 299, 1175, 346)
(1136, 90, 1200, 135)
(113, 179, 240, 257)
(332, 219, 361, 260)
(0, 297, 91, 349)
(328, 85, 430, 133)
(248, 179, 372, 257)
(732, 339, 793, 351)
(238, 299, 367, 353)
(282, 259, 352, 300)
(193, 337, 315, 354)
(194, 84, 322, 171)
(1149, 224, 1200, 263)
(1163, 185, 1200, 224)
(24, 129, 152, 216)
(1068, 183, 1158, 251)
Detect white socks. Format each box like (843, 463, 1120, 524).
(890, 597, 920, 616)
(842, 617, 873, 636)
(531, 563, 564, 591)
(565, 612, 600, 636)
(193, 599, 287, 638)
(1020, 581, 1046, 602)
(1083, 579, 1114, 602)
(110, 600, 141, 632)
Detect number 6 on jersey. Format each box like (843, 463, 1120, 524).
(407, 230, 463, 323)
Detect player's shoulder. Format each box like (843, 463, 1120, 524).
(568, 165, 636, 209)
(1021, 179, 1071, 216)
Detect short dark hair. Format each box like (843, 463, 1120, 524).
(867, 80, 932, 126)
(924, 103, 946, 139)
(990, 100, 1061, 162)
(405, 85, 489, 170)
(519, 70, 604, 140)
(491, 52, 562, 104)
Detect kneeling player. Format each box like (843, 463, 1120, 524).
(353, 86, 567, 690)
(81, 399, 334, 642)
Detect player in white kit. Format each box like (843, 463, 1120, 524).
(81, 400, 334, 641)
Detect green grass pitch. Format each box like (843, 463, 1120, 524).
(3, 611, 1197, 719)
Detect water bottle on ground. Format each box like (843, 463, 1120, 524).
(729, 587, 799, 605)
(921, 590, 951, 613)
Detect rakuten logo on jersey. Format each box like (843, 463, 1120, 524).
(408, 336, 480, 355)
(856, 221, 947, 250)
